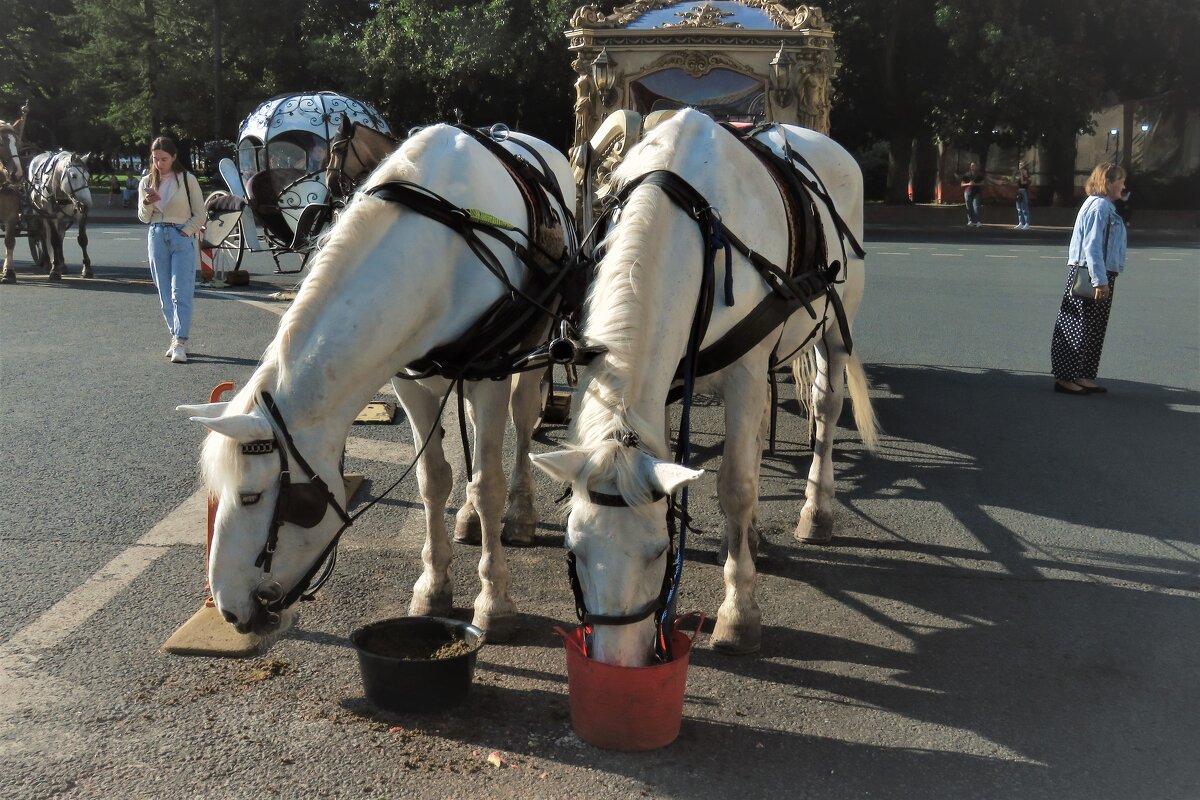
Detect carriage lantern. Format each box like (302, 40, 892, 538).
(769, 46, 794, 107)
(590, 48, 619, 105)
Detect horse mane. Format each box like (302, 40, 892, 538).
(567, 112, 712, 502)
(198, 126, 457, 501)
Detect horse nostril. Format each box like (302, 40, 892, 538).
(221, 610, 238, 625)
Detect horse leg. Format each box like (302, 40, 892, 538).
(795, 340, 849, 544)
(711, 363, 768, 655)
(393, 379, 455, 618)
(464, 379, 518, 641)
(46, 225, 63, 280)
(501, 368, 540, 546)
(717, 383, 772, 564)
(452, 386, 483, 545)
(1, 215, 15, 283)
(78, 213, 92, 278)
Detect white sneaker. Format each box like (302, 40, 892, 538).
(170, 342, 188, 363)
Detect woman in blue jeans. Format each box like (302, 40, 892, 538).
(138, 136, 205, 363)
(1013, 161, 1032, 229)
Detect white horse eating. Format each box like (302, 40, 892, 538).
(181, 124, 576, 640)
(531, 110, 878, 666)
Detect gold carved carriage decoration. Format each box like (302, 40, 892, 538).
(566, 1, 836, 216)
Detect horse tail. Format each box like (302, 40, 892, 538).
(791, 350, 817, 444)
(791, 348, 879, 452)
(845, 351, 879, 451)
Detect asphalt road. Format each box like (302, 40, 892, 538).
(1, 226, 1198, 799)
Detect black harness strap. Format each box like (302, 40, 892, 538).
(365, 128, 586, 384)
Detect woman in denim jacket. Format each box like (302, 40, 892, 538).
(1050, 162, 1128, 395)
(138, 136, 205, 363)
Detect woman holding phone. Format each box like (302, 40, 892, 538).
(138, 136, 204, 363)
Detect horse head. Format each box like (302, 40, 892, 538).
(531, 432, 702, 667)
(325, 116, 354, 197)
(60, 154, 91, 214)
(0, 122, 22, 183)
(183, 395, 350, 635)
(325, 119, 398, 199)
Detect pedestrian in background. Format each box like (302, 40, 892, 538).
(138, 136, 204, 364)
(1013, 161, 1032, 229)
(1050, 162, 1128, 395)
(962, 161, 985, 226)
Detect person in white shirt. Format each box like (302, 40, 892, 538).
(138, 136, 204, 363)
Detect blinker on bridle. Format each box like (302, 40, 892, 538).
(235, 391, 354, 620)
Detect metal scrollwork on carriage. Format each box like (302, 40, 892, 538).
(204, 91, 393, 276)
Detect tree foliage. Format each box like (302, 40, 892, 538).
(1, 0, 1195, 194)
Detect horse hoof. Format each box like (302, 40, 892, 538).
(473, 611, 517, 643)
(500, 517, 535, 547)
(711, 616, 761, 655)
(81, 268, 94, 279)
(794, 510, 834, 544)
(0, 272, 14, 284)
(47, 271, 62, 282)
(409, 588, 452, 618)
(453, 514, 482, 545)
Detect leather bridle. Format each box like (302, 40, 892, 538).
(237, 391, 353, 624)
(564, 430, 685, 662)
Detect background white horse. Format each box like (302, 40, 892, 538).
(182, 124, 575, 641)
(532, 110, 877, 666)
(28, 150, 93, 279)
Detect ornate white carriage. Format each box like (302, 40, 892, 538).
(204, 91, 392, 275)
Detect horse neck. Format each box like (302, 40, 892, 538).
(574, 192, 704, 456)
(262, 209, 512, 462)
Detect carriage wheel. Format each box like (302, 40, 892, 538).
(211, 217, 245, 277)
(28, 232, 45, 270)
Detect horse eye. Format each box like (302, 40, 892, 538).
(240, 492, 263, 506)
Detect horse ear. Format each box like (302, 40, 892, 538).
(338, 115, 353, 138)
(529, 450, 589, 484)
(176, 401, 229, 418)
(191, 412, 273, 442)
(645, 459, 704, 496)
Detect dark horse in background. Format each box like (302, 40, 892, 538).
(0, 118, 30, 283)
(24, 150, 94, 281)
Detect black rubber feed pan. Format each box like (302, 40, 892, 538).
(352, 616, 484, 713)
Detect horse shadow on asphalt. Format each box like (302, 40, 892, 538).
(672, 363, 1199, 797)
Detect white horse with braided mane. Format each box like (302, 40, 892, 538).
(531, 109, 878, 666)
(178, 124, 575, 641)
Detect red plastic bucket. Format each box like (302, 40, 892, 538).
(555, 617, 702, 751)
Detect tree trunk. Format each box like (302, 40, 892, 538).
(886, 133, 914, 204)
(145, 0, 159, 139)
(911, 136, 939, 203)
(1042, 126, 1078, 207)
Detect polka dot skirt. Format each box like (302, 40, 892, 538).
(1051, 265, 1118, 381)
